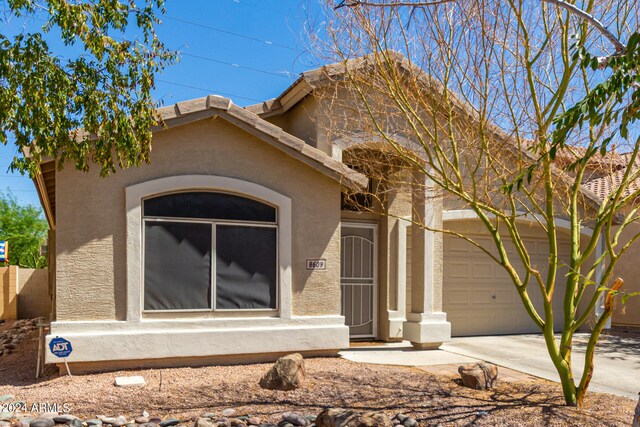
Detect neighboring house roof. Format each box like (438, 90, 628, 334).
(34, 95, 368, 228)
(583, 152, 640, 202)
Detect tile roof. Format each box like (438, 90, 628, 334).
(33, 95, 369, 228)
(157, 95, 368, 192)
(583, 152, 640, 201)
(248, 53, 605, 209)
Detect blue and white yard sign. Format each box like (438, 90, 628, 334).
(0, 241, 7, 263)
(49, 337, 73, 358)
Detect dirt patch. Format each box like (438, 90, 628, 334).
(0, 324, 636, 426)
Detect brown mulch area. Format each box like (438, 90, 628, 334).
(0, 320, 636, 426)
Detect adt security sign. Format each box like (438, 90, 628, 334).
(0, 240, 7, 263)
(49, 337, 73, 358)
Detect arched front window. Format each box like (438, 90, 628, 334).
(142, 191, 278, 311)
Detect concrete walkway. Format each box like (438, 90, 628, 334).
(340, 333, 640, 400)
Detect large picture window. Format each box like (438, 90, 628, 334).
(143, 191, 278, 311)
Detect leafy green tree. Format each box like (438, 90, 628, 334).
(0, 0, 177, 176)
(0, 193, 48, 268)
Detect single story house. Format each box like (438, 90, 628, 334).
(33, 54, 614, 372)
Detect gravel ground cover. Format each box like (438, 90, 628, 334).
(0, 321, 636, 426)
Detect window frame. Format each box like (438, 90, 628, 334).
(126, 175, 292, 322)
(141, 191, 279, 313)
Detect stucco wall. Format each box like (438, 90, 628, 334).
(55, 118, 341, 321)
(612, 221, 640, 327)
(266, 96, 322, 152)
(17, 268, 51, 320)
(0, 266, 17, 320)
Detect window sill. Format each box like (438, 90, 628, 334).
(141, 310, 279, 320)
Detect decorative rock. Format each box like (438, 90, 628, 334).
(221, 410, 235, 418)
(148, 419, 162, 425)
(259, 354, 306, 391)
(316, 409, 352, 427)
(69, 420, 83, 427)
(247, 418, 260, 426)
(98, 417, 127, 427)
(0, 415, 12, 423)
(37, 415, 57, 420)
(0, 396, 13, 403)
(53, 415, 78, 424)
(458, 362, 499, 390)
(160, 419, 179, 427)
(135, 418, 150, 425)
(402, 418, 418, 427)
(85, 420, 103, 426)
(394, 415, 407, 423)
(281, 413, 307, 427)
(114, 376, 146, 387)
(316, 409, 393, 427)
(344, 412, 393, 427)
(195, 418, 215, 427)
(29, 419, 55, 427)
(0, 421, 11, 427)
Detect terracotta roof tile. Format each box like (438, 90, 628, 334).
(583, 152, 640, 201)
(157, 95, 367, 191)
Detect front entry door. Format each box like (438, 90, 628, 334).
(341, 223, 377, 338)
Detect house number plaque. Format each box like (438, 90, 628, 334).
(306, 259, 327, 270)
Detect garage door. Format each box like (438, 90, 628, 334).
(443, 230, 570, 336)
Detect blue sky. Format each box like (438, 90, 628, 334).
(0, 0, 323, 207)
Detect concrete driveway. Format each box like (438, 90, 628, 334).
(442, 333, 640, 399)
(341, 332, 640, 400)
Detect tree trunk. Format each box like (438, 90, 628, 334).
(556, 362, 578, 406)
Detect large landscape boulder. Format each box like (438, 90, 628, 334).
(458, 362, 498, 390)
(259, 353, 306, 391)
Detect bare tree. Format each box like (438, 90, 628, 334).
(311, 0, 640, 406)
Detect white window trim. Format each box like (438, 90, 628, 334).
(126, 175, 292, 322)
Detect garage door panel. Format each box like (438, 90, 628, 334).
(472, 263, 492, 278)
(494, 289, 517, 304)
(448, 262, 471, 278)
(447, 289, 471, 305)
(444, 231, 569, 336)
(471, 289, 496, 304)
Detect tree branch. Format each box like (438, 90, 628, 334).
(336, 0, 457, 8)
(336, 0, 625, 52)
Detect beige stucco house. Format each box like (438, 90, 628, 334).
(33, 55, 613, 371)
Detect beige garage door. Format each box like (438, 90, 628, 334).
(443, 230, 569, 336)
